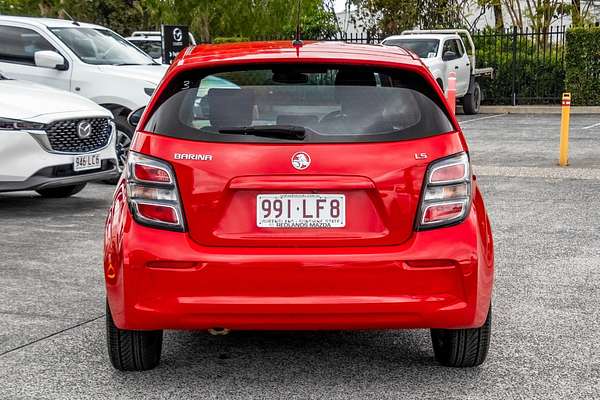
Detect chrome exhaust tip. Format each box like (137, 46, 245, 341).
(208, 328, 231, 336)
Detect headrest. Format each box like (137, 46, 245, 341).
(276, 115, 318, 127)
(208, 88, 255, 128)
(335, 70, 377, 87)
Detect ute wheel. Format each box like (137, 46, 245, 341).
(430, 305, 492, 367)
(36, 183, 86, 198)
(106, 301, 163, 371)
(462, 81, 481, 115)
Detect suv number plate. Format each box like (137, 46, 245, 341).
(73, 153, 101, 172)
(257, 194, 345, 228)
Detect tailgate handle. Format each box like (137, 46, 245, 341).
(229, 175, 376, 190)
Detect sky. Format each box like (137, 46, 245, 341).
(333, 0, 347, 12)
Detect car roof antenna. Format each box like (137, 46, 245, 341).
(61, 9, 80, 26)
(292, 0, 303, 47)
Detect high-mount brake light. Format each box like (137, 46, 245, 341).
(126, 152, 185, 231)
(418, 152, 471, 229)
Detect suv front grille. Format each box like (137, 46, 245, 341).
(46, 118, 111, 153)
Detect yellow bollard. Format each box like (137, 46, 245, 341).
(559, 93, 571, 167)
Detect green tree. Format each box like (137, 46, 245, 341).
(502, 0, 568, 32)
(134, 0, 338, 42)
(0, 0, 339, 41)
(0, 0, 56, 16)
(478, 0, 505, 30)
(1, 0, 144, 35)
(349, 0, 465, 36)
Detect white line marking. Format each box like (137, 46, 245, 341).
(582, 122, 600, 130)
(459, 114, 506, 124)
(474, 165, 600, 180)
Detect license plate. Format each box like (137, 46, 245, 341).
(73, 153, 101, 172)
(257, 194, 346, 228)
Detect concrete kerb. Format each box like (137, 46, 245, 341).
(478, 105, 600, 114)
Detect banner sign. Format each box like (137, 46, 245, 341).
(161, 25, 190, 64)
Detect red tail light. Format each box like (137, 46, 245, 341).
(135, 203, 179, 224)
(417, 152, 471, 229)
(133, 163, 172, 184)
(126, 152, 185, 231)
(430, 163, 467, 183)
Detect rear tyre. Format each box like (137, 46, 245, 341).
(430, 305, 492, 367)
(36, 183, 86, 198)
(462, 81, 481, 115)
(106, 301, 163, 371)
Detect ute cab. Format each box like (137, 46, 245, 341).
(104, 41, 494, 371)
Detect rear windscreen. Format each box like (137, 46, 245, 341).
(144, 65, 454, 143)
(383, 39, 440, 58)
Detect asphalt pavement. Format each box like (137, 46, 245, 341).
(0, 113, 599, 399)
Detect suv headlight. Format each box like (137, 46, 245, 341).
(0, 117, 46, 131)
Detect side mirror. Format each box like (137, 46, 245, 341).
(34, 51, 67, 70)
(442, 50, 457, 61)
(127, 106, 145, 128)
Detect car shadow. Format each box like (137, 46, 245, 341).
(0, 192, 110, 217)
(163, 329, 435, 376)
(108, 329, 490, 394)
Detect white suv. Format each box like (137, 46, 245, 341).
(0, 72, 117, 197)
(0, 16, 169, 171)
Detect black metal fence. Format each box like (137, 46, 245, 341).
(471, 27, 567, 105)
(260, 28, 568, 105)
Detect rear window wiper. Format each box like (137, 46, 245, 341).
(218, 125, 306, 141)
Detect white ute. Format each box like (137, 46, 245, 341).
(0, 71, 117, 197)
(0, 16, 169, 172)
(382, 29, 493, 114)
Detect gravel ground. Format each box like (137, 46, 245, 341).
(0, 113, 599, 399)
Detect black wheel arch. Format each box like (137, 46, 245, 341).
(436, 78, 444, 91)
(101, 104, 134, 137)
(466, 75, 477, 95)
(100, 104, 132, 121)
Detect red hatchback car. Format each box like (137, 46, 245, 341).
(104, 41, 494, 371)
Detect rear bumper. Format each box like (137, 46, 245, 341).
(105, 186, 494, 331)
